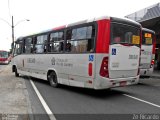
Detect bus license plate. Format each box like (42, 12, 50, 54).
(120, 81, 127, 86)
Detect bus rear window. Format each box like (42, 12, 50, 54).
(111, 23, 140, 46)
(142, 32, 153, 45)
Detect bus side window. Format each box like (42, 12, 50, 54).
(125, 32, 133, 43)
(14, 40, 23, 56)
(49, 31, 64, 53)
(114, 37, 121, 43)
(35, 35, 47, 53)
(66, 42, 71, 52)
(66, 25, 95, 53)
(65, 30, 72, 52)
(59, 42, 64, 51)
(87, 26, 95, 52)
(25, 37, 33, 54)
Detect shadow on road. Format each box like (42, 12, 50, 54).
(21, 75, 130, 99)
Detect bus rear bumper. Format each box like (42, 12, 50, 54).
(140, 68, 153, 77)
(94, 76, 139, 90)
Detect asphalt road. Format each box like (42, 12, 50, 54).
(0, 64, 7, 71)
(22, 76, 160, 120)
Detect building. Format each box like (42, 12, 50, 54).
(126, 3, 160, 69)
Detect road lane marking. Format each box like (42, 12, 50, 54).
(123, 94, 160, 108)
(30, 79, 56, 120)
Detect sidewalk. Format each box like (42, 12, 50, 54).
(0, 65, 32, 119)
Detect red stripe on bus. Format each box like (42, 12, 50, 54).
(96, 20, 110, 53)
(120, 43, 133, 46)
(152, 35, 156, 54)
(52, 25, 66, 31)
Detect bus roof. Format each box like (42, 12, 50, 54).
(67, 16, 141, 28)
(142, 28, 155, 34)
(0, 50, 8, 52)
(111, 17, 141, 28)
(16, 15, 141, 40)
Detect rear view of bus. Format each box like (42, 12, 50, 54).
(140, 28, 155, 78)
(95, 17, 141, 89)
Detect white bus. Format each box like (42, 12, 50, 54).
(140, 28, 156, 78)
(12, 16, 141, 89)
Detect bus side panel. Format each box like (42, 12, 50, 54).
(14, 54, 96, 88)
(47, 54, 96, 88)
(140, 45, 153, 76)
(141, 45, 152, 68)
(62, 54, 95, 88)
(13, 55, 24, 71)
(12, 54, 48, 80)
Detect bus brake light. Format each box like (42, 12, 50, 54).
(151, 59, 155, 65)
(100, 57, 109, 78)
(150, 59, 155, 68)
(88, 63, 92, 76)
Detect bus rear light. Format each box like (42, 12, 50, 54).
(88, 63, 92, 76)
(150, 59, 155, 68)
(151, 59, 155, 65)
(100, 57, 109, 78)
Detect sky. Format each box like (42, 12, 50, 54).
(0, 0, 160, 51)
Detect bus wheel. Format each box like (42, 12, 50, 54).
(15, 67, 19, 77)
(48, 71, 58, 87)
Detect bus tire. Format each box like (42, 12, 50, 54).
(15, 67, 19, 77)
(48, 71, 58, 87)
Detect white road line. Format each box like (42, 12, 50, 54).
(123, 94, 160, 108)
(30, 79, 56, 120)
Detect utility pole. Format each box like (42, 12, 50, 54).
(0, 16, 29, 52)
(11, 16, 14, 50)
